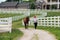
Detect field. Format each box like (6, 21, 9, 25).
(47, 12, 60, 17)
(0, 11, 60, 40)
(0, 13, 22, 18)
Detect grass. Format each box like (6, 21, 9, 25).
(0, 29, 23, 40)
(0, 13, 22, 18)
(11, 29, 23, 40)
(47, 12, 60, 17)
(12, 19, 23, 28)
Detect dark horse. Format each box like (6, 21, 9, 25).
(24, 16, 29, 29)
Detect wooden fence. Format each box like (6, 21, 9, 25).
(0, 17, 12, 33)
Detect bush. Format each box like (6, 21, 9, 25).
(30, 3, 35, 9)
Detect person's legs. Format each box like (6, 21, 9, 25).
(35, 23, 36, 29)
(36, 23, 37, 28)
(34, 23, 37, 29)
(34, 23, 36, 29)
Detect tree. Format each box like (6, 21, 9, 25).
(30, 3, 35, 9)
(6, 0, 19, 2)
(6, 0, 11, 2)
(29, 0, 36, 2)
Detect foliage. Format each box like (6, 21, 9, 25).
(47, 12, 60, 17)
(30, 3, 35, 9)
(0, 13, 21, 18)
(6, 0, 19, 2)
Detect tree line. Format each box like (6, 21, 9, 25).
(6, 0, 36, 2)
(6, 0, 36, 9)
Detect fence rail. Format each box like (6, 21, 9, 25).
(0, 17, 12, 33)
(0, 9, 60, 13)
(12, 15, 25, 21)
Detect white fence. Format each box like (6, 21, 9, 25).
(30, 16, 60, 27)
(0, 9, 60, 13)
(11, 15, 25, 21)
(0, 17, 12, 33)
(0, 9, 30, 14)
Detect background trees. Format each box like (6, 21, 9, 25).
(6, 0, 19, 2)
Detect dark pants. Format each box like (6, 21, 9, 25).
(34, 22, 37, 29)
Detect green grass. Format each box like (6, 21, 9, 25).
(30, 14, 41, 17)
(47, 12, 60, 17)
(11, 29, 23, 40)
(0, 29, 23, 40)
(0, 13, 22, 18)
(12, 19, 23, 28)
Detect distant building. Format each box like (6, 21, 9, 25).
(46, 0, 60, 9)
(0, 0, 60, 9)
(0, 2, 30, 9)
(36, 0, 60, 9)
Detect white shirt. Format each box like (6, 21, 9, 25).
(33, 18, 37, 23)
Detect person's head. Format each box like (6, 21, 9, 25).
(34, 16, 36, 18)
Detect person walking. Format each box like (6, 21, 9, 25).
(33, 16, 38, 29)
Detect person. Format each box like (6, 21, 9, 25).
(23, 16, 29, 29)
(33, 16, 38, 29)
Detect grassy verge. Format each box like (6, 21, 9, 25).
(0, 29, 23, 40)
(0, 13, 22, 18)
(47, 12, 60, 17)
(11, 29, 23, 40)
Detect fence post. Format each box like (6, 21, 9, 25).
(8, 17, 12, 33)
(58, 16, 59, 27)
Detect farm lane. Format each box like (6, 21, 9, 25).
(18, 28, 57, 40)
